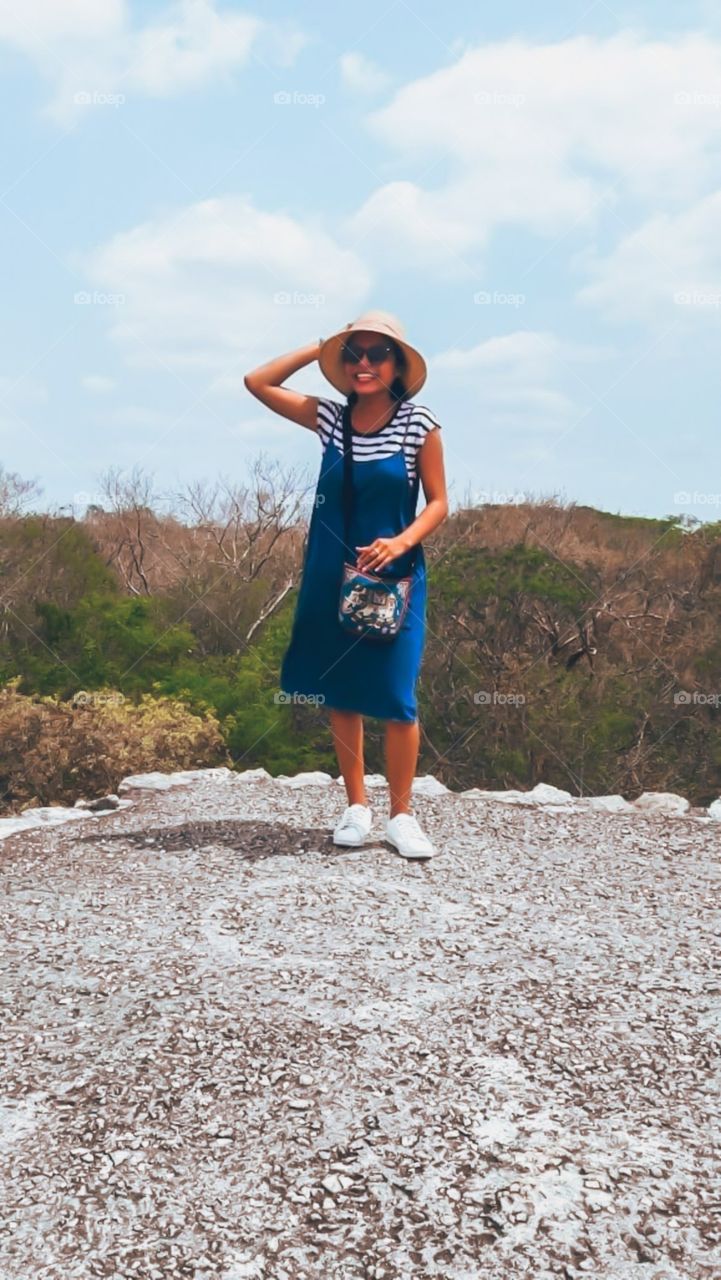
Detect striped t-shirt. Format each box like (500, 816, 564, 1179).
(316, 398, 442, 485)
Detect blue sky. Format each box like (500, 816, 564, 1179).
(1, 0, 720, 521)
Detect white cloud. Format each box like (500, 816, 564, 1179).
(430, 330, 611, 430)
(124, 3, 262, 98)
(345, 180, 482, 277)
(346, 33, 721, 274)
(0, 0, 306, 124)
(81, 374, 116, 393)
(0, 0, 123, 49)
(339, 51, 391, 95)
(81, 194, 372, 373)
(432, 330, 608, 375)
(576, 190, 721, 322)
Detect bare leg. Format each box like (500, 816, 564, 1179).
(329, 709, 368, 805)
(385, 718, 420, 817)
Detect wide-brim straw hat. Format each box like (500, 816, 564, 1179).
(319, 309, 427, 397)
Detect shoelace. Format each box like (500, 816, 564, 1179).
(337, 804, 370, 829)
(391, 813, 422, 833)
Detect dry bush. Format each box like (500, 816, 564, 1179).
(0, 679, 228, 813)
(0, 464, 42, 517)
(87, 460, 311, 653)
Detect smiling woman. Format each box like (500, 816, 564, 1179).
(244, 310, 448, 860)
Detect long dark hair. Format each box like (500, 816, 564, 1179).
(345, 338, 408, 408)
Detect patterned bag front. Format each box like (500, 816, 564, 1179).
(338, 560, 413, 642)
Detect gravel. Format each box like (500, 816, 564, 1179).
(0, 768, 719, 1279)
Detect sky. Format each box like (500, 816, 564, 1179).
(1, 0, 720, 522)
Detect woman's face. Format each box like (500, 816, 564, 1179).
(344, 330, 397, 396)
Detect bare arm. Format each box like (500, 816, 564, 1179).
(398, 428, 448, 549)
(244, 340, 324, 431)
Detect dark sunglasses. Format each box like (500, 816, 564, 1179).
(341, 340, 394, 364)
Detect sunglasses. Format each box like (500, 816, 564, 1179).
(341, 340, 394, 364)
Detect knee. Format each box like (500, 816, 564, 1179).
(330, 707, 364, 726)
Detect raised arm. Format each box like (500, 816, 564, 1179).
(244, 339, 324, 431)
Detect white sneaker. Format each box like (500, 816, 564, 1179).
(385, 812, 435, 859)
(333, 803, 373, 846)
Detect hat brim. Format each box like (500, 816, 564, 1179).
(318, 328, 427, 398)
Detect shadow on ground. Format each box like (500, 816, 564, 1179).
(78, 819, 394, 862)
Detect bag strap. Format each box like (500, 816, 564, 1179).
(341, 401, 419, 571)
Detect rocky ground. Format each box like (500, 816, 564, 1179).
(1, 768, 719, 1280)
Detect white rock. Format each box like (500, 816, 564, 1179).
(0, 806, 91, 842)
(233, 768, 272, 783)
(586, 794, 635, 814)
(411, 775, 450, 796)
(528, 783, 575, 805)
(118, 771, 192, 792)
(707, 797, 721, 821)
(335, 772, 387, 788)
(633, 791, 690, 816)
(464, 789, 535, 805)
(276, 771, 334, 788)
(27, 806, 90, 825)
(473, 1116, 519, 1144)
(119, 767, 233, 793)
(222, 1259, 265, 1280)
(462, 783, 575, 806)
(321, 1174, 343, 1194)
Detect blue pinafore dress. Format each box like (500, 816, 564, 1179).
(279, 401, 428, 722)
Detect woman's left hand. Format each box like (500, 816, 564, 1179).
(355, 534, 410, 574)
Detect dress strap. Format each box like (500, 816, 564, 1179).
(341, 402, 419, 570)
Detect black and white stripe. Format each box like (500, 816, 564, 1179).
(316, 397, 441, 484)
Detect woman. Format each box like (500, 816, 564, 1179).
(244, 310, 448, 859)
